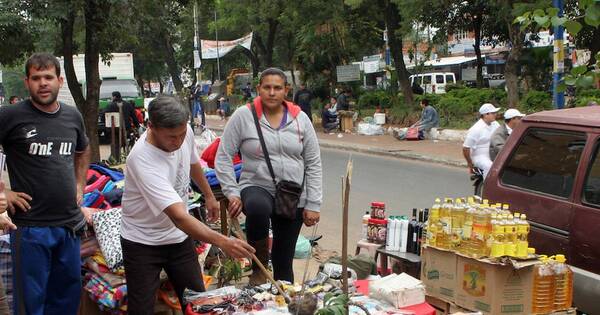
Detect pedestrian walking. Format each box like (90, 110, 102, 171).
(293, 83, 313, 122)
(215, 67, 322, 284)
(0, 53, 91, 314)
(192, 83, 206, 127)
(120, 95, 254, 314)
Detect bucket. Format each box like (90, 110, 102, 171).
(374, 113, 386, 125)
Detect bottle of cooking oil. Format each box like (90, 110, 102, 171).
(532, 256, 556, 314)
(551, 255, 573, 311)
(490, 214, 505, 257)
(430, 198, 441, 227)
(451, 198, 466, 250)
(471, 203, 490, 257)
(426, 211, 439, 247)
(504, 214, 517, 257)
(437, 198, 453, 249)
(516, 214, 529, 258)
(461, 202, 476, 255)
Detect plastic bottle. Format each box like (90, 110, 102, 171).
(451, 198, 466, 250)
(426, 211, 438, 247)
(399, 216, 409, 252)
(516, 214, 530, 258)
(552, 255, 573, 310)
(430, 198, 441, 222)
(504, 214, 517, 257)
(461, 202, 476, 255)
(386, 216, 396, 251)
(438, 199, 453, 250)
(532, 256, 556, 314)
(393, 216, 402, 251)
(361, 211, 370, 241)
(471, 203, 490, 257)
(490, 214, 505, 258)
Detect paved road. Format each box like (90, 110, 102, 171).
(306, 148, 472, 253)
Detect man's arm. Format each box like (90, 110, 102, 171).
(190, 162, 220, 221)
(75, 145, 91, 204)
(462, 147, 474, 174)
(164, 202, 254, 258)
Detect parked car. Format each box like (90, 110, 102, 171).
(409, 72, 456, 94)
(483, 106, 600, 314)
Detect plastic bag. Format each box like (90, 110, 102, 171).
(196, 128, 217, 153)
(357, 122, 384, 136)
(294, 235, 311, 259)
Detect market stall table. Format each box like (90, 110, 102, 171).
(375, 248, 421, 278)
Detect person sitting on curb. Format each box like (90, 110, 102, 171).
(489, 109, 525, 161)
(322, 102, 339, 134)
(217, 97, 230, 120)
(411, 99, 439, 139)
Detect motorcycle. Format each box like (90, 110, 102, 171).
(471, 167, 484, 197)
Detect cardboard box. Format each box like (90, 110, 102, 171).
(421, 246, 458, 303)
(454, 255, 537, 315)
(370, 273, 426, 308)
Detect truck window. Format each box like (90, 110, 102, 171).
(436, 75, 444, 84)
(423, 75, 432, 84)
(583, 142, 600, 207)
(445, 74, 455, 84)
(500, 129, 587, 198)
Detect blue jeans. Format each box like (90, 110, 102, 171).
(11, 227, 81, 315)
(193, 100, 205, 127)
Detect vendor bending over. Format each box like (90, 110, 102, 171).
(120, 96, 254, 314)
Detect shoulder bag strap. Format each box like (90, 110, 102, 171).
(250, 104, 277, 187)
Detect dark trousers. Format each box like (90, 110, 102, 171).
(11, 227, 81, 315)
(121, 237, 205, 315)
(241, 186, 304, 282)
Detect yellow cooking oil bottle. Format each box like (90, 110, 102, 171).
(471, 202, 491, 257)
(451, 198, 466, 250)
(532, 255, 556, 314)
(490, 214, 505, 257)
(516, 214, 530, 258)
(551, 254, 573, 311)
(437, 198, 453, 249)
(461, 199, 477, 255)
(426, 211, 439, 247)
(504, 213, 517, 257)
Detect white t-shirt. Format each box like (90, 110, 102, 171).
(121, 126, 200, 245)
(463, 119, 500, 159)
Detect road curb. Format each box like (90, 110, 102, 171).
(203, 123, 467, 168)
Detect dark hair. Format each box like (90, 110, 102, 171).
(9, 96, 19, 103)
(148, 96, 190, 128)
(421, 99, 429, 106)
(259, 67, 287, 85)
(25, 53, 61, 78)
(112, 91, 122, 100)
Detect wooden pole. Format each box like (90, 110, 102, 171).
(341, 158, 353, 297)
(110, 116, 117, 161)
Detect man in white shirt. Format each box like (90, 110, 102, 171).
(489, 109, 525, 160)
(462, 103, 501, 178)
(120, 96, 254, 314)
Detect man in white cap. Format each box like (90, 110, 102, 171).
(489, 109, 525, 160)
(462, 103, 501, 178)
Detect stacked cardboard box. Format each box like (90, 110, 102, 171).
(421, 246, 540, 315)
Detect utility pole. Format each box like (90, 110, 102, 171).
(552, 0, 565, 109)
(214, 9, 221, 82)
(193, 0, 201, 82)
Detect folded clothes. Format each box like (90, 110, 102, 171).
(83, 272, 127, 312)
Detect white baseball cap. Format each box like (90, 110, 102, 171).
(504, 108, 525, 120)
(479, 103, 501, 115)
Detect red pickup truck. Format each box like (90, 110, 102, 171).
(483, 106, 600, 314)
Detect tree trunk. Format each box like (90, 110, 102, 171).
(473, 15, 485, 88)
(83, 0, 110, 162)
(61, 9, 86, 109)
(381, 0, 413, 104)
(242, 48, 260, 78)
(505, 21, 524, 108)
(264, 18, 278, 67)
(163, 32, 183, 92)
(587, 28, 600, 68)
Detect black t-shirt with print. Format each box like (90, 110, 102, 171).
(0, 100, 89, 229)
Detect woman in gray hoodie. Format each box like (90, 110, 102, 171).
(215, 68, 322, 284)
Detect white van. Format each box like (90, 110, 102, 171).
(409, 72, 456, 94)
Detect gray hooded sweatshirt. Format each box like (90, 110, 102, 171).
(215, 97, 323, 212)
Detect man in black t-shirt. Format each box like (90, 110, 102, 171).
(0, 53, 90, 315)
(293, 84, 313, 122)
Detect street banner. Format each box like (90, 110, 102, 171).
(201, 33, 253, 59)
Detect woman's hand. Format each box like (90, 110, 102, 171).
(227, 196, 243, 218)
(0, 181, 7, 213)
(303, 209, 320, 227)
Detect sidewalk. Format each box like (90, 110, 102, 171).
(204, 116, 467, 168)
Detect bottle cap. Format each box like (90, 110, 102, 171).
(503, 203, 510, 209)
(435, 198, 441, 203)
(520, 214, 527, 220)
(555, 254, 567, 263)
(371, 202, 385, 208)
(527, 247, 536, 255)
(514, 212, 521, 218)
